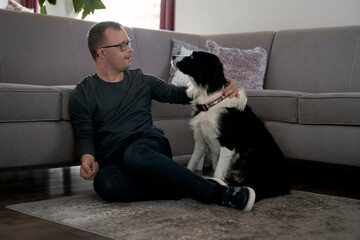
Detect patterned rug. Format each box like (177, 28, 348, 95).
(6, 191, 360, 240)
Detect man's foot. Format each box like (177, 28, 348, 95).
(220, 186, 255, 211)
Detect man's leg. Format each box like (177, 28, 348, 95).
(93, 163, 182, 202)
(94, 130, 255, 211)
(121, 133, 217, 203)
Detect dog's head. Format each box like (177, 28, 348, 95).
(172, 51, 227, 95)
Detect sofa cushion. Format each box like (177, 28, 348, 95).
(0, 83, 61, 122)
(206, 40, 267, 89)
(298, 93, 360, 125)
(199, 31, 275, 57)
(171, 38, 203, 56)
(246, 89, 302, 123)
(133, 28, 199, 81)
(153, 118, 194, 158)
(54, 85, 76, 121)
(266, 26, 360, 93)
(0, 10, 97, 85)
(265, 121, 360, 166)
(170, 39, 203, 85)
(151, 101, 192, 120)
(0, 121, 75, 168)
(171, 47, 194, 86)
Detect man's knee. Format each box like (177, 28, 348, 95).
(93, 173, 117, 201)
(123, 143, 150, 167)
(93, 167, 128, 202)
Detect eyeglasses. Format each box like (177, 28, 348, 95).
(100, 39, 132, 52)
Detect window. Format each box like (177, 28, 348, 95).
(81, 0, 161, 30)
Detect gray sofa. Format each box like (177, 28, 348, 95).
(1, 9, 359, 169)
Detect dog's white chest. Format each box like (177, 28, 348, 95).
(190, 110, 221, 147)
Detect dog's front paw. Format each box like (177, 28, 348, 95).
(231, 170, 245, 184)
(233, 174, 244, 183)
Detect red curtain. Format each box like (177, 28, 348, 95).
(160, 0, 175, 31)
(21, 0, 40, 13)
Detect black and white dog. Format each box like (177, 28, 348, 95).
(172, 51, 290, 200)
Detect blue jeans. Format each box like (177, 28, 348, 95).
(93, 128, 216, 203)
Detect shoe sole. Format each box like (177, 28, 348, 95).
(243, 187, 256, 212)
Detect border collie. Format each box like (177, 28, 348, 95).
(172, 51, 290, 200)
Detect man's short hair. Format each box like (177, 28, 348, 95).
(87, 21, 125, 61)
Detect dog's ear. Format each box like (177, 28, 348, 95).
(205, 54, 226, 81)
(202, 54, 227, 94)
(214, 57, 226, 83)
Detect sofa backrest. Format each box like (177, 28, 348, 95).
(131, 28, 195, 80)
(266, 26, 360, 93)
(2, 9, 359, 94)
(0, 9, 95, 85)
(132, 27, 275, 81)
(0, 9, 275, 87)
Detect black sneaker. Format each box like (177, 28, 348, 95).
(221, 186, 255, 211)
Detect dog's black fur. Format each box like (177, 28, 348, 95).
(175, 51, 290, 200)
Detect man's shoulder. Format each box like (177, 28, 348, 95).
(78, 74, 96, 86)
(72, 74, 97, 98)
(75, 74, 98, 91)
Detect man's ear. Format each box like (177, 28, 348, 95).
(97, 48, 105, 59)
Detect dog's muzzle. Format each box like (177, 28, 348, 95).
(171, 55, 185, 69)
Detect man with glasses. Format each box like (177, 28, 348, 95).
(69, 21, 255, 211)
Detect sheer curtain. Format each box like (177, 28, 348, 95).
(160, 0, 175, 31)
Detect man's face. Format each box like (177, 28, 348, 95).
(99, 28, 133, 72)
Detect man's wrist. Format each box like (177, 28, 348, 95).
(80, 154, 95, 163)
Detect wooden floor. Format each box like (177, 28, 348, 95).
(0, 162, 359, 240)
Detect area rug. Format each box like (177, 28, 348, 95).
(6, 191, 360, 240)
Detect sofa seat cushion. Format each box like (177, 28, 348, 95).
(246, 89, 303, 123)
(299, 93, 360, 125)
(0, 83, 61, 122)
(54, 85, 76, 121)
(151, 100, 192, 120)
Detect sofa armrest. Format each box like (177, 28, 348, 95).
(53, 85, 76, 121)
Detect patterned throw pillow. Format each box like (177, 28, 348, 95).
(206, 40, 267, 89)
(171, 47, 193, 86)
(169, 39, 203, 83)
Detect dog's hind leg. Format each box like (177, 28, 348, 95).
(214, 147, 237, 181)
(187, 135, 207, 171)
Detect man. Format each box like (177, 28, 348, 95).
(69, 21, 255, 211)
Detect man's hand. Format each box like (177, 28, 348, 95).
(80, 154, 99, 180)
(223, 77, 239, 98)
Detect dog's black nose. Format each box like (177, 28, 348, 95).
(172, 56, 176, 60)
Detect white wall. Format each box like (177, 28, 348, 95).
(175, 0, 360, 34)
